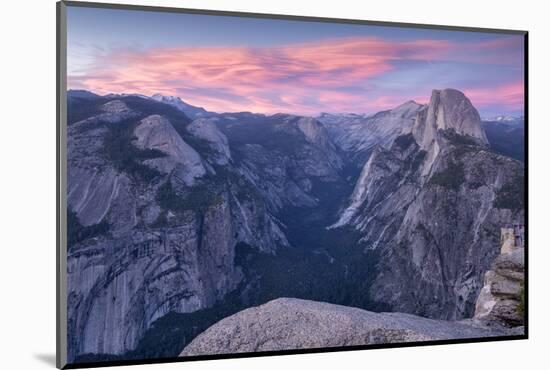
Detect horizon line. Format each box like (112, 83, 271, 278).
(67, 88, 525, 119)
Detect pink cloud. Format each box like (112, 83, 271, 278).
(68, 36, 523, 115)
(463, 80, 524, 112)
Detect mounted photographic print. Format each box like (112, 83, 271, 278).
(56, 1, 528, 368)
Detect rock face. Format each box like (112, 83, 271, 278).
(332, 89, 524, 320)
(319, 101, 423, 165)
(67, 100, 137, 231)
(181, 298, 512, 356)
(134, 115, 207, 185)
(474, 230, 525, 327)
(186, 117, 232, 165)
(412, 89, 488, 150)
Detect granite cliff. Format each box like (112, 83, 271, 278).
(330, 89, 524, 319)
(66, 92, 346, 361)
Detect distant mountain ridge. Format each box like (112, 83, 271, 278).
(482, 117, 525, 162)
(68, 90, 523, 165)
(318, 101, 423, 167)
(151, 94, 216, 119)
(483, 115, 524, 124)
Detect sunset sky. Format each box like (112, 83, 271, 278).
(67, 6, 525, 116)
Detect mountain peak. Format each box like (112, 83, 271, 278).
(391, 100, 423, 117)
(151, 93, 180, 102)
(412, 88, 488, 149)
(395, 99, 420, 109)
(151, 94, 213, 119)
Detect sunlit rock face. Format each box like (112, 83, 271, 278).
(412, 89, 488, 150)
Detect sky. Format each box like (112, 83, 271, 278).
(67, 6, 525, 117)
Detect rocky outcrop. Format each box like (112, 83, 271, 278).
(474, 237, 525, 327)
(187, 117, 232, 165)
(180, 298, 513, 356)
(133, 115, 206, 185)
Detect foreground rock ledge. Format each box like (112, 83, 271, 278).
(180, 298, 521, 356)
